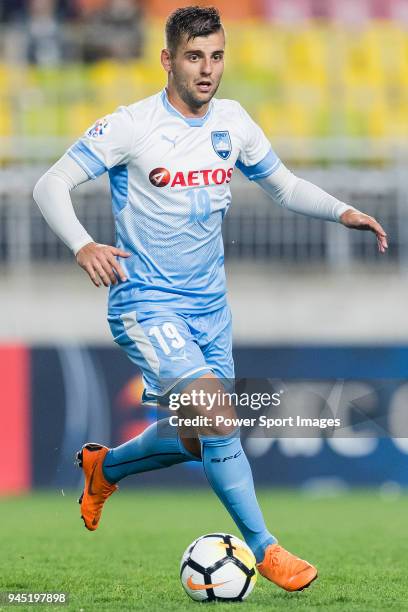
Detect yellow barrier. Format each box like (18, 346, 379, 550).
(1, 20, 408, 140)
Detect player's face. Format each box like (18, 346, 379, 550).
(165, 30, 225, 110)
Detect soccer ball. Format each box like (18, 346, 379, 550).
(180, 533, 257, 602)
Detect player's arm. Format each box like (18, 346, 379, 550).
(33, 108, 134, 286)
(33, 154, 129, 286)
(236, 103, 388, 254)
(256, 164, 388, 254)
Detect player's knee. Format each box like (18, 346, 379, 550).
(199, 413, 237, 438)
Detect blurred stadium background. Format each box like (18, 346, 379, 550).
(2, 0, 408, 497)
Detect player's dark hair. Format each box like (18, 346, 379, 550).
(165, 6, 223, 56)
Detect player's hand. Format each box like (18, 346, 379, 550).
(340, 209, 388, 254)
(76, 242, 130, 287)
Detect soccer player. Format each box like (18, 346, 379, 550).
(33, 6, 387, 593)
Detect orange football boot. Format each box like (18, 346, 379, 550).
(76, 443, 118, 531)
(257, 544, 317, 592)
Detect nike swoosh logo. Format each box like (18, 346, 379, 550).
(88, 464, 97, 496)
(186, 575, 229, 591)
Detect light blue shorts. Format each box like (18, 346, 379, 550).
(108, 304, 234, 399)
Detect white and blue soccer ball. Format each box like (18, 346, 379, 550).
(180, 533, 257, 602)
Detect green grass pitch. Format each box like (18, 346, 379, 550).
(0, 489, 407, 611)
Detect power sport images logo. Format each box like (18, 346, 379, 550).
(149, 167, 234, 188)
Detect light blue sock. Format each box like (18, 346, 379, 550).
(200, 432, 277, 563)
(102, 418, 200, 483)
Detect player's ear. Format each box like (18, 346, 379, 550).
(161, 49, 172, 73)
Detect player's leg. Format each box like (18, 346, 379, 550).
(102, 416, 200, 484)
(76, 310, 207, 530)
(102, 311, 209, 482)
(178, 372, 276, 561)
(178, 307, 276, 563)
(182, 306, 317, 591)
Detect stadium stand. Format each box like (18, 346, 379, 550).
(1, 1, 408, 143)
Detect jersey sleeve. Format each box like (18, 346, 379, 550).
(235, 105, 281, 181)
(67, 106, 134, 179)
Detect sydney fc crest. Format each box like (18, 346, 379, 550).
(211, 131, 232, 160)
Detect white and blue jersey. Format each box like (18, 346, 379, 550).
(68, 89, 280, 316)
